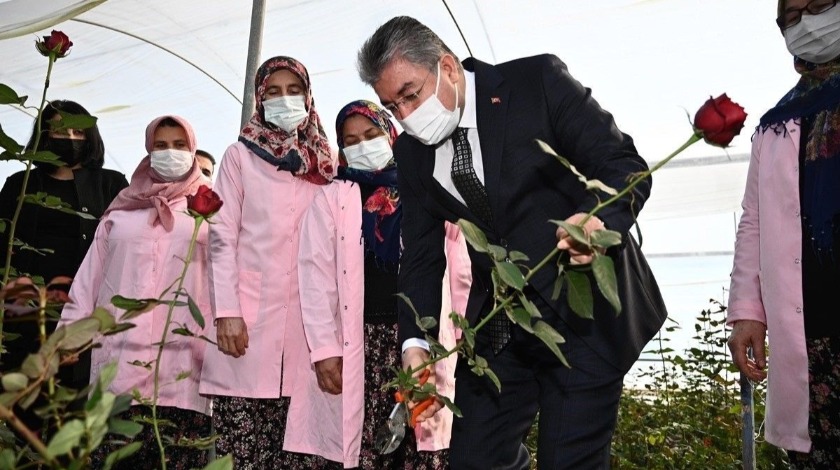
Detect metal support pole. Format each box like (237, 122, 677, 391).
(240, 0, 267, 128)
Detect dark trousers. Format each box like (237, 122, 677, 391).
(449, 318, 625, 470)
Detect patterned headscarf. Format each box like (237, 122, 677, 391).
(239, 56, 335, 185)
(760, 55, 840, 255)
(334, 100, 401, 268)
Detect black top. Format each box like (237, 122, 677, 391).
(360, 183, 399, 324)
(799, 116, 840, 338)
(0, 166, 128, 376)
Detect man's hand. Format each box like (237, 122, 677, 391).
(402, 347, 442, 424)
(216, 317, 249, 358)
(556, 213, 606, 265)
(727, 320, 767, 382)
(314, 357, 343, 394)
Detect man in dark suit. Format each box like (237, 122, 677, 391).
(357, 16, 667, 469)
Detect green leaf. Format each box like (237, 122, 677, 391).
(419, 316, 437, 331)
(457, 219, 488, 253)
(172, 327, 194, 337)
(494, 261, 525, 291)
(1, 372, 28, 392)
(57, 317, 100, 350)
(506, 306, 534, 333)
(551, 271, 565, 301)
(92, 307, 116, 331)
(0, 220, 5, 235)
(103, 322, 136, 336)
(536, 140, 617, 195)
(20, 151, 61, 164)
(508, 250, 529, 262)
(591, 254, 621, 315)
(98, 362, 119, 390)
(517, 293, 543, 319)
(532, 320, 569, 367)
(566, 271, 594, 319)
(54, 111, 98, 130)
(0, 84, 26, 105)
(187, 294, 205, 329)
(175, 370, 191, 381)
(436, 394, 462, 417)
(112, 295, 162, 320)
(108, 418, 143, 438)
(550, 220, 590, 248)
(0, 125, 23, 153)
(202, 455, 234, 470)
(487, 244, 507, 261)
(46, 419, 85, 456)
(20, 353, 45, 379)
(103, 442, 142, 470)
(0, 448, 16, 469)
(484, 366, 501, 391)
(590, 229, 623, 249)
(19, 388, 39, 409)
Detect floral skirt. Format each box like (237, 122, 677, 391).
(787, 336, 840, 469)
(90, 405, 210, 470)
(234, 322, 449, 469)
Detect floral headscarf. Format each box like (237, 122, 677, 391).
(239, 56, 335, 185)
(335, 100, 401, 268)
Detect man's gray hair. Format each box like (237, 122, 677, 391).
(357, 16, 459, 86)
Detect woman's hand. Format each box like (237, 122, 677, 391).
(727, 320, 767, 382)
(216, 317, 249, 358)
(314, 357, 343, 394)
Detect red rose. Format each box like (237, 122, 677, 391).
(35, 30, 73, 58)
(693, 94, 747, 147)
(187, 185, 223, 218)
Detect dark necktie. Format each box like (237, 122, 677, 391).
(450, 127, 493, 226)
(450, 127, 510, 353)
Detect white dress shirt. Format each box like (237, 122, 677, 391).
(403, 70, 481, 354)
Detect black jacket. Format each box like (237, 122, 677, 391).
(0, 166, 128, 376)
(395, 55, 667, 372)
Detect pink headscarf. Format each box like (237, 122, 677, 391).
(105, 115, 204, 231)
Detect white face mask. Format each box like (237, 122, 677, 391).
(398, 61, 461, 146)
(263, 95, 308, 132)
(785, 8, 840, 64)
(150, 149, 194, 181)
(342, 135, 394, 171)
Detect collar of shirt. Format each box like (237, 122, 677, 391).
(459, 70, 477, 129)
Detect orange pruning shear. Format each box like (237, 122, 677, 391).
(374, 368, 437, 454)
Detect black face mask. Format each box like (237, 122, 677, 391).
(47, 137, 85, 166)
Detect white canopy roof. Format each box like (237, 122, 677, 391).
(0, 0, 792, 226)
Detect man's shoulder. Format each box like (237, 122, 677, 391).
(495, 53, 561, 72)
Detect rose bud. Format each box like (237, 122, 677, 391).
(35, 30, 73, 58)
(187, 184, 224, 218)
(693, 94, 748, 147)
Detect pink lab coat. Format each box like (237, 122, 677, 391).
(728, 120, 810, 452)
(286, 181, 472, 467)
(199, 142, 321, 398)
(61, 201, 211, 415)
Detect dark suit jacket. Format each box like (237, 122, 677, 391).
(395, 54, 667, 372)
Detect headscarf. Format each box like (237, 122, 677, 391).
(334, 100, 401, 268)
(239, 56, 335, 185)
(105, 115, 204, 231)
(760, 55, 840, 255)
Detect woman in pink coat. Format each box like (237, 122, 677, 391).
(197, 56, 336, 469)
(62, 115, 211, 468)
(728, 1, 840, 467)
(286, 100, 471, 469)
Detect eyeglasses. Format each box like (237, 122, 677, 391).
(383, 68, 435, 118)
(777, 0, 838, 30)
